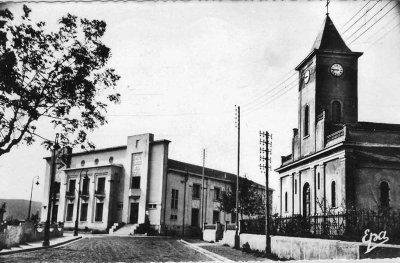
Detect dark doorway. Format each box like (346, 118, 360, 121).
(303, 183, 311, 216)
(191, 208, 199, 227)
(130, 203, 139, 224)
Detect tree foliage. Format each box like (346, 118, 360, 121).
(0, 5, 120, 156)
(218, 176, 265, 219)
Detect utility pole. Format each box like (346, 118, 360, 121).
(43, 134, 59, 247)
(234, 105, 240, 249)
(260, 131, 272, 254)
(27, 176, 39, 221)
(200, 148, 206, 229)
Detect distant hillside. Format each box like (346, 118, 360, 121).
(0, 199, 42, 221)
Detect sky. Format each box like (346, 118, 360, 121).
(1, 1, 400, 212)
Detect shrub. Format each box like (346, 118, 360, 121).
(241, 242, 251, 253)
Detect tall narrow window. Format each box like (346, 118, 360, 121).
(66, 203, 74, 221)
(192, 184, 201, 199)
(380, 181, 390, 208)
(171, 189, 178, 209)
(82, 178, 89, 195)
(317, 173, 320, 190)
(331, 181, 336, 207)
(68, 179, 76, 195)
(332, 101, 342, 122)
(285, 192, 288, 212)
(304, 105, 310, 136)
(80, 203, 88, 221)
(214, 187, 221, 201)
(95, 203, 104, 221)
(295, 179, 297, 194)
(303, 183, 311, 216)
(97, 178, 105, 194)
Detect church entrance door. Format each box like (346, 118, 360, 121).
(303, 183, 311, 216)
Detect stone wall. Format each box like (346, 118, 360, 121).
(0, 222, 63, 250)
(202, 228, 216, 242)
(240, 234, 266, 252)
(271, 235, 359, 260)
(221, 229, 235, 247)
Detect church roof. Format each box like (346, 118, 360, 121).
(168, 159, 272, 191)
(311, 15, 351, 53)
(295, 15, 362, 70)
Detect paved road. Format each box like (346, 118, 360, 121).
(0, 236, 210, 262)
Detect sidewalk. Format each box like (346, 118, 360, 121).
(0, 233, 82, 256)
(181, 239, 270, 262)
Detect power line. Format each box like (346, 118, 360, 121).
(242, 77, 298, 113)
(340, 0, 373, 30)
(349, 1, 399, 44)
(345, 0, 393, 43)
(241, 3, 378, 113)
(369, 20, 400, 47)
(241, 71, 297, 109)
(238, 1, 399, 115)
(243, 80, 298, 115)
(364, 10, 400, 43)
(342, 0, 382, 36)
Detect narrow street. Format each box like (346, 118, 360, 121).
(0, 236, 210, 262)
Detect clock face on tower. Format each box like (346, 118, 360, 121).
(303, 70, 310, 84)
(330, 63, 344, 77)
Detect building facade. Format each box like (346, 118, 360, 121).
(276, 15, 400, 216)
(41, 133, 270, 235)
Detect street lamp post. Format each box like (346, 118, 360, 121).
(27, 176, 40, 221)
(43, 134, 59, 247)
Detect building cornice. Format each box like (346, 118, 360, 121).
(61, 164, 123, 172)
(275, 142, 344, 173)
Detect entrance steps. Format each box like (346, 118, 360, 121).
(110, 223, 137, 235)
(108, 223, 123, 234)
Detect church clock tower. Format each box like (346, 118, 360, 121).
(294, 15, 363, 157)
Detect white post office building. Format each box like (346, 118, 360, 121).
(41, 133, 251, 235)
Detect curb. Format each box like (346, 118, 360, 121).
(0, 236, 82, 256)
(179, 239, 233, 262)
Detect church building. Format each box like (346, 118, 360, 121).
(275, 14, 400, 216)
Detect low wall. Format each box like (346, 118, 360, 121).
(203, 228, 216, 242)
(240, 234, 266, 252)
(0, 222, 63, 250)
(271, 235, 359, 260)
(221, 230, 235, 247)
(221, 231, 400, 260)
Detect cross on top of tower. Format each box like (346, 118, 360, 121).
(326, 0, 330, 16)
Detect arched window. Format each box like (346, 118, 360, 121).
(303, 183, 310, 216)
(331, 181, 336, 207)
(332, 101, 342, 122)
(380, 181, 390, 208)
(285, 192, 288, 212)
(304, 105, 310, 136)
